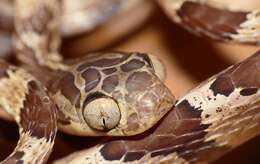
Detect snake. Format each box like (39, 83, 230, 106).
(0, 0, 174, 163)
(54, 51, 260, 163)
(157, 0, 260, 44)
(0, 0, 259, 163)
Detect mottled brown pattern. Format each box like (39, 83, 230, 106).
(46, 53, 174, 137)
(98, 100, 209, 162)
(177, 1, 247, 40)
(4, 0, 259, 161)
(20, 80, 57, 140)
(68, 52, 259, 163)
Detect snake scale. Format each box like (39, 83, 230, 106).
(0, 0, 259, 163)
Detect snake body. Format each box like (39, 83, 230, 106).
(0, 61, 57, 163)
(0, 0, 174, 162)
(0, 0, 259, 163)
(158, 0, 260, 44)
(55, 50, 260, 164)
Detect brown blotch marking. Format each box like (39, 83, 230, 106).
(240, 88, 258, 96)
(121, 59, 145, 72)
(209, 76, 235, 96)
(126, 72, 153, 93)
(20, 80, 57, 141)
(50, 71, 81, 108)
(102, 75, 119, 93)
(100, 141, 126, 161)
(21, 5, 53, 34)
(178, 1, 247, 40)
(77, 54, 129, 71)
(102, 68, 117, 75)
(4, 151, 24, 164)
(175, 99, 202, 119)
(81, 68, 101, 92)
(123, 151, 145, 162)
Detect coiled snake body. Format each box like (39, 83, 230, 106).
(0, 0, 259, 163)
(158, 0, 260, 44)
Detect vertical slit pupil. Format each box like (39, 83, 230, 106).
(102, 118, 106, 127)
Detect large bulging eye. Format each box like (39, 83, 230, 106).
(83, 97, 121, 131)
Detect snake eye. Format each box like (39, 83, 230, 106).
(83, 97, 121, 131)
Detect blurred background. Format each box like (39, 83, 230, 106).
(0, 1, 259, 163)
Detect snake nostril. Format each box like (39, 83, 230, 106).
(83, 97, 121, 131)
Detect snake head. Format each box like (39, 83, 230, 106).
(49, 52, 175, 136)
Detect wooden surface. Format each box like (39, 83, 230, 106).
(0, 4, 259, 163)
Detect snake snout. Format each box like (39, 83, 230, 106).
(121, 71, 176, 136)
